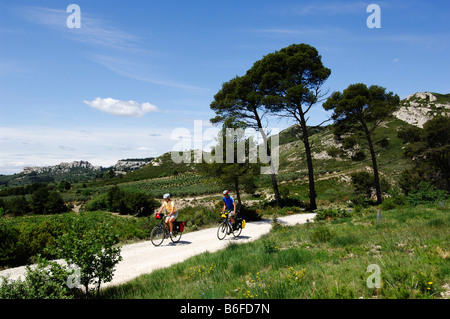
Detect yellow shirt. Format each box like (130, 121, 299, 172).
(163, 200, 176, 213)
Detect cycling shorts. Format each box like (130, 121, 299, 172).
(227, 210, 236, 218)
(165, 212, 178, 221)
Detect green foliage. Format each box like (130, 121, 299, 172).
(350, 171, 390, 206)
(29, 185, 68, 215)
(399, 116, 450, 192)
(314, 208, 352, 220)
(4, 196, 31, 216)
(310, 226, 335, 243)
(0, 216, 65, 267)
(380, 186, 406, 211)
(326, 146, 342, 158)
(405, 182, 448, 206)
(49, 213, 122, 297)
(263, 239, 279, 254)
(85, 186, 158, 216)
(0, 256, 76, 299)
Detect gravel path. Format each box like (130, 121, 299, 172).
(0, 213, 316, 288)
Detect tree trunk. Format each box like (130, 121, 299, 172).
(363, 124, 382, 204)
(298, 110, 317, 210)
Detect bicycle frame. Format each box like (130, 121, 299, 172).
(217, 211, 242, 240)
(151, 213, 182, 246)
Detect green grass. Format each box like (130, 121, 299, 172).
(102, 204, 450, 299)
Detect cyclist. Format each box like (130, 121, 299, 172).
(221, 190, 237, 228)
(157, 193, 178, 236)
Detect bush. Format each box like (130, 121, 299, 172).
(84, 192, 109, 211)
(350, 171, 390, 205)
(380, 186, 406, 211)
(85, 186, 158, 216)
(0, 256, 75, 299)
(49, 213, 122, 297)
(0, 217, 65, 267)
(30, 186, 68, 215)
(310, 226, 334, 243)
(406, 182, 448, 206)
(315, 208, 352, 221)
(4, 196, 31, 216)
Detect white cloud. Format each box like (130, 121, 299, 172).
(84, 97, 159, 117)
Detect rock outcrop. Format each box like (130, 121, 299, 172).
(394, 92, 450, 128)
(23, 161, 101, 174)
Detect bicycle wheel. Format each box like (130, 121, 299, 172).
(217, 221, 227, 240)
(170, 230, 182, 243)
(150, 226, 165, 246)
(232, 223, 242, 237)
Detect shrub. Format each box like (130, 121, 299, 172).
(84, 192, 109, 211)
(380, 186, 406, 211)
(315, 208, 351, 221)
(406, 182, 448, 206)
(49, 213, 122, 297)
(310, 226, 334, 243)
(326, 146, 341, 158)
(0, 256, 75, 299)
(85, 186, 158, 216)
(5, 196, 31, 216)
(263, 239, 279, 254)
(30, 186, 68, 215)
(56, 214, 121, 294)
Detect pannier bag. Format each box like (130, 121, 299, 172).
(237, 218, 246, 229)
(174, 221, 186, 232)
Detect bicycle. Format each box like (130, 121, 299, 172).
(150, 213, 184, 246)
(217, 210, 245, 240)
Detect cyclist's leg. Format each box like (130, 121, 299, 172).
(228, 210, 236, 225)
(165, 217, 170, 232)
(168, 213, 178, 233)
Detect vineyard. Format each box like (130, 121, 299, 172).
(118, 173, 223, 198)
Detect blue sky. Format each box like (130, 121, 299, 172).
(1, 0, 449, 174)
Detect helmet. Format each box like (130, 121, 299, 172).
(222, 190, 229, 195)
(163, 193, 170, 199)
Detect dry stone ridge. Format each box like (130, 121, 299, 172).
(393, 92, 450, 128)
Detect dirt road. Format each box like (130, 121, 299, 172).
(0, 213, 316, 288)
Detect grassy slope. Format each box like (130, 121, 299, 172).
(103, 204, 449, 299)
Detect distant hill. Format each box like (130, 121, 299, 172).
(0, 158, 154, 187)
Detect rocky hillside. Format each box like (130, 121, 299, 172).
(394, 92, 450, 127)
(23, 160, 101, 175)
